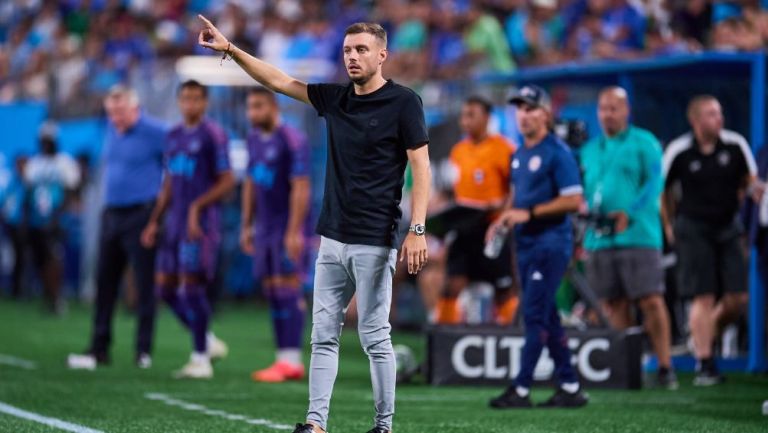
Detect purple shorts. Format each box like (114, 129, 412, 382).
(252, 235, 307, 281)
(157, 231, 219, 282)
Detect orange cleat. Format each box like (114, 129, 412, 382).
(251, 361, 305, 383)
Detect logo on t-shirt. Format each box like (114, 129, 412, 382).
(512, 158, 520, 169)
(717, 151, 730, 167)
(528, 156, 542, 172)
(689, 160, 702, 173)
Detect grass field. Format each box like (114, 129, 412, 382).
(0, 300, 766, 433)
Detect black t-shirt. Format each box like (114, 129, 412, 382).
(664, 133, 753, 225)
(307, 79, 429, 247)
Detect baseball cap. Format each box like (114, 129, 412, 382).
(508, 84, 551, 112)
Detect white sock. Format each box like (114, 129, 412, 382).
(192, 352, 209, 364)
(277, 349, 302, 365)
(515, 386, 530, 397)
(561, 382, 580, 394)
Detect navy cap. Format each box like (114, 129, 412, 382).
(508, 85, 551, 112)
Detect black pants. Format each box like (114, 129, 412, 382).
(90, 202, 156, 356)
(5, 224, 58, 299)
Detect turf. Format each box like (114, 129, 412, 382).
(0, 300, 765, 433)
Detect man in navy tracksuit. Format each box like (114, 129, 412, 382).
(488, 85, 588, 408)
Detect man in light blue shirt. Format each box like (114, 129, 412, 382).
(68, 85, 166, 370)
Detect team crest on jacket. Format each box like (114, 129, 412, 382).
(528, 156, 542, 172)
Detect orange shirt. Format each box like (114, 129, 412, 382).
(450, 134, 516, 209)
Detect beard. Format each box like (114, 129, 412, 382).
(349, 68, 375, 85)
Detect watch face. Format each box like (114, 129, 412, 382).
(415, 224, 425, 235)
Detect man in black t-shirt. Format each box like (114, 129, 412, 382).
(662, 95, 763, 386)
(198, 16, 431, 433)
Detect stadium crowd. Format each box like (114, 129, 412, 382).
(1, 0, 768, 114)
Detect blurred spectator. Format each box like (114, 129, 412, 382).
(567, 0, 646, 60)
(742, 0, 768, 47)
(662, 95, 761, 386)
(579, 87, 676, 389)
(24, 122, 81, 313)
(506, 0, 566, 65)
(428, 3, 470, 79)
(670, 0, 712, 48)
(102, 13, 153, 80)
(387, 0, 431, 82)
(465, 2, 516, 73)
(712, 17, 763, 51)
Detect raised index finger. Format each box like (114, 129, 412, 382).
(198, 14, 215, 29)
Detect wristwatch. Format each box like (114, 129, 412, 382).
(409, 224, 426, 236)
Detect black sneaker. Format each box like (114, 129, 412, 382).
(489, 385, 533, 409)
(365, 428, 389, 433)
(657, 367, 679, 390)
(693, 369, 724, 386)
(538, 388, 589, 408)
(292, 424, 316, 433)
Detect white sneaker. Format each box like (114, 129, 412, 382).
(136, 353, 152, 369)
(172, 355, 213, 379)
(67, 353, 96, 370)
(207, 334, 229, 361)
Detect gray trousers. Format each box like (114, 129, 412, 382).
(307, 236, 398, 431)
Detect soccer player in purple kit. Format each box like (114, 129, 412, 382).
(240, 87, 312, 383)
(141, 80, 235, 379)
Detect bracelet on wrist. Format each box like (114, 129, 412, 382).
(220, 42, 232, 65)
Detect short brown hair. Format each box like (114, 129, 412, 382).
(687, 94, 718, 120)
(344, 22, 387, 47)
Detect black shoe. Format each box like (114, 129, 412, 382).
(292, 424, 316, 433)
(657, 367, 679, 390)
(489, 385, 533, 409)
(693, 369, 724, 386)
(538, 388, 589, 408)
(366, 428, 389, 433)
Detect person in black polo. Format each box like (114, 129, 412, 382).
(68, 85, 166, 370)
(662, 95, 763, 386)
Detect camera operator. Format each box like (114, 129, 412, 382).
(580, 86, 676, 389)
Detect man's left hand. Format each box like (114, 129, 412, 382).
(400, 232, 428, 275)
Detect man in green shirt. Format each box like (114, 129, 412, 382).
(580, 86, 676, 389)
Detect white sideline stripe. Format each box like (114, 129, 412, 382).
(0, 354, 37, 370)
(145, 393, 293, 430)
(0, 401, 104, 433)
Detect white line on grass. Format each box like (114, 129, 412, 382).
(0, 354, 37, 370)
(145, 392, 293, 430)
(0, 401, 104, 433)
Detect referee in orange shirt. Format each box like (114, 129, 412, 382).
(435, 96, 519, 325)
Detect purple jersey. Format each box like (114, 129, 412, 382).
(164, 118, 230, 241)
(246, 124, 310, 237)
